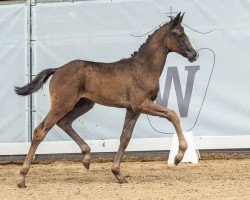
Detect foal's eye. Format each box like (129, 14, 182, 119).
(172, 31, 182, 38)
(177, 34, 182, 38)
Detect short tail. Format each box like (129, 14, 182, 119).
(15, 68, 57, 96)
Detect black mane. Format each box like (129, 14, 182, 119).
(130, 24, 168, 58)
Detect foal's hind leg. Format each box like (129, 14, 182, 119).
(57, 98, 94, 170)
(112, 110, 139, 183)
(18, 102, 77, 188)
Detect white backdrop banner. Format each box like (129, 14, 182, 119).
(0, 3, 28, 143)
(1, 0, 250, 152)
(33, 0, 250, 142)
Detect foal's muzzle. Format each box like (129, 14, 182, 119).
(187, 50, 198, 62)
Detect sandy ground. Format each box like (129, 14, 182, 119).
(0, 159, 249, 200)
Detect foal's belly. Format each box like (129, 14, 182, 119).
(83, 82, 131, 109)
(84, 93, 131, 108)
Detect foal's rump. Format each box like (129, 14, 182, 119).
(14, 60, 86, 96)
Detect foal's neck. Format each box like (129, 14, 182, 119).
(143, 46, 169, 77)
(136, 40, 169, 79)
(134, 25, 170, 78)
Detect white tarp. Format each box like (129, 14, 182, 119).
(33, 0, 250, 142)
(0, 3, 28, 143)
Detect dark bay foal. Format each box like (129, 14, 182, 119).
(15, 13, 198, 188)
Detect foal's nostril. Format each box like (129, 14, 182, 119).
(192, 50, 199, 61)
(193, 51, 197, 58)
(187, 50, 198, 62)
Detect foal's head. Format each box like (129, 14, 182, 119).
(164, 13, 198, 62)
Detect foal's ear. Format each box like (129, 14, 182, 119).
(179, 12, 185, 23)
(169, 12, 181, 29)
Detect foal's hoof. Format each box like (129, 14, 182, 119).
(17, 182, 26, 189)
(118, 177, 128, 184)
(174, 155, 183, 166)
(83, 161, 90, 170)
(83, 155, 90, 170)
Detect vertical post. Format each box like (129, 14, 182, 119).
(27, 0, 36, 142)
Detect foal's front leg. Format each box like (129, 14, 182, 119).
(139, 99, 188, 165)
(112, 110, 139, 183)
